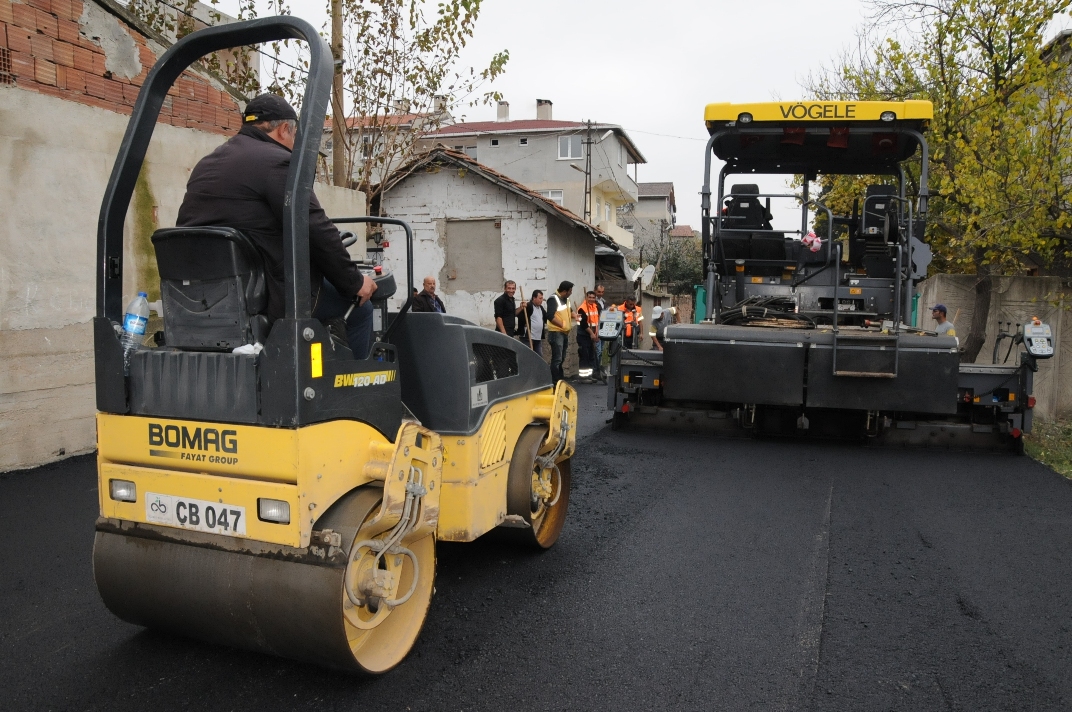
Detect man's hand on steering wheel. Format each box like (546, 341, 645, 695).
(356, 274, 378, 305)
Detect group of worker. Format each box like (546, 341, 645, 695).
(484, 279, 675, 386)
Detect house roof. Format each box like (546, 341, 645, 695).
(431, 120, 647, 164)
(381, 147, 619, 249)
(669, 224, 696, 238)
(638, 182, 674, 197)
(638, 182, 676, 210)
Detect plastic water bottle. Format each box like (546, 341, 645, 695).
(121, 291, 150, 373)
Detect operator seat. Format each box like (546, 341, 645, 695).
(854, 185, 898, 278)
(151, 227, 270, 350)
(722, 184, 773, 231)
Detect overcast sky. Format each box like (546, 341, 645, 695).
(222, 0, 1072, 232)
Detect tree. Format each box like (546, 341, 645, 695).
(318, 0, 508, 205)
(805, 0, 1072, 361)
(656, 237, 703, 294)
(129, 0, 507, 210)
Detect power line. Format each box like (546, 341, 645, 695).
(624, 128, 707, 142)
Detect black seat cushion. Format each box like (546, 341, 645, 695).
(152, 227, 268, 351)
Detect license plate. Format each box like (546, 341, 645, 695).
(145, 492, 247, 536)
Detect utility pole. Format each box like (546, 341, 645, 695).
(330, 0, 345, 187)
(583, 120, 593, 223)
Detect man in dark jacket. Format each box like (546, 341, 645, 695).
(412, 276, 446, 313)
(176, 94, 376, 357)
(493, 280, 526, 338)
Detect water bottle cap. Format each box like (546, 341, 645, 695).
(138, 291, 148, 297)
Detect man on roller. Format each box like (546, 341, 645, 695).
(176, 93, 377, 357)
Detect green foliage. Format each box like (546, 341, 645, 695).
(656, 238, 703, 294)
(805, 0, 1072, 276)
(1025, 418, 1072, 478)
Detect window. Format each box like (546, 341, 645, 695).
(618, 143, 624, 166)
(538, 189, 564, 206)
(605, 202, 612, 223)
(362, 135, 374, 158)
(519, 137, 529, 146)
(490, 138, 500, 147)
(558, 135, 583, 159)
(463, 146, 478, 160)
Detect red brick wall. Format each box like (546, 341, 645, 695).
(0, 0, 241, 135)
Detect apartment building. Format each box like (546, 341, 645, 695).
(422, 99, 645, 248)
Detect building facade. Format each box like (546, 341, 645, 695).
(420, 100, 645, 248)
(620, 181, 676, 257)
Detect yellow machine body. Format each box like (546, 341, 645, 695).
(704, 99, 934, 125)
(437, 387, 577, 542)
(96, 383, 576, 548)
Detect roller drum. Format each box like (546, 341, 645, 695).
(93, 531, 359, 670)
(93, 486, 434, 673)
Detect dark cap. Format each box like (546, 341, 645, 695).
(558, 280, 574, 292)
(931, 304, 947, 315)
(243, 93, 298, 124)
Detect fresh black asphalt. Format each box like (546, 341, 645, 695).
(2, 383, 1072, 710)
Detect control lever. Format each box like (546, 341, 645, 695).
(344, 265, 397, 342)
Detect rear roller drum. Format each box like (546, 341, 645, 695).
(506, 424, 571, 549)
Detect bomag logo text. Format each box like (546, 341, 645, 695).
(334, 370, 395, 388)
(779, 103, 857, 120)
(148, 423, 239, 464)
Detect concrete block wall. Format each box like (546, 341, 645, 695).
(918, 275, 1070, 421)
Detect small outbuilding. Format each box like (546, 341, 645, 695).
(379, 148, 619, 346)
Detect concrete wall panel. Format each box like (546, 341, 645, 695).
(918, 274, 1068, 420)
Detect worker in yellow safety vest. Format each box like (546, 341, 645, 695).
(544, 280, 574, 385)
(616, 295, 643, 348)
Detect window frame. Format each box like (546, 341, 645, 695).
(558, 134, 583, 160)
(538, 189, 564, 206)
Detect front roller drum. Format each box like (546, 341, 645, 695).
(506, 424, 571, 548)
(92, 486, 435, 673)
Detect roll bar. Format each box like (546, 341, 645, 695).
(95, 16, 332, 321)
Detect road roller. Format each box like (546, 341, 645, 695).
(91, 17, 576, 673)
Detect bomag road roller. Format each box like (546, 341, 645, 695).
(603, 100, 1054, 449)
(91, 17, 576, 673)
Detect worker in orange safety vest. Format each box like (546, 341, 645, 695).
(576, 291, 602, 381)
(615, 295, 643, 348)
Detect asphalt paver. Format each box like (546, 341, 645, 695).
(2, 382, 1071, 710)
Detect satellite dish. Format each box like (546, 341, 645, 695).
(639, 265, 656, 289)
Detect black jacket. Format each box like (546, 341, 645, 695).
(412, 290, 445, 313)
(175, 126, 364, 320)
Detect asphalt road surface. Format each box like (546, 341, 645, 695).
(3, 383, 1072, 711)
